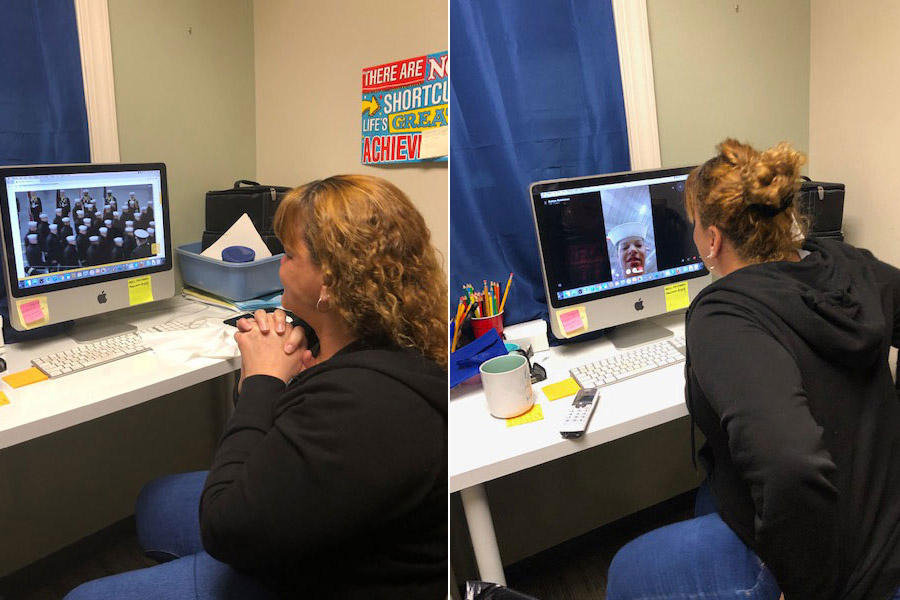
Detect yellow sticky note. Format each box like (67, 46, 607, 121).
(664, 282, 690, 312)
(506, 403, 544, 428)
(15, 296, 50, 329)
(128, 276, 154, 306)
(0, 392, 8, 406)
(542, 378, 581, 401)
(555, 306, 588, 338)
(3, 367, 49, 388)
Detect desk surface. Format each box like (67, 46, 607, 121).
(449, 312, 689, 493)
(0, 296, 240, 451)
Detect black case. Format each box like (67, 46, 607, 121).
(797, 177, 845, 233)
(205, 180, 291, 234)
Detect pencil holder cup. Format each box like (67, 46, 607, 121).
(472, 311, 504, 339)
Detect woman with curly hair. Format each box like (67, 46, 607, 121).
(606, 140, 900, 600)
(66, 175, 447, 600)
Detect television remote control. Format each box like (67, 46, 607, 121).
(560, 387, 600, 439)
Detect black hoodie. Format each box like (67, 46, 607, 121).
(200, 342, 447, 599)
(685, 238, 900, 600)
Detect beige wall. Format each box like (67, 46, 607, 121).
(110, 0, 257, 261)
(0, 0, 257, 577)
(647, 0, 810, 166)
(253, 0, 448, 265)
(809, 1, 900, 265)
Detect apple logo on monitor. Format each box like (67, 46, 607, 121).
(634, 298, 644, 311)
(97, 291, 107, 304)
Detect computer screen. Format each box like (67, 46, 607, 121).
(530, 166, 712, 345)
(0, 163, 175, 336)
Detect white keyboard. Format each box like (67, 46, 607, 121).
(32, 333, 151, 378)
(570, 336, 687, 389)
(139, 320, 193, 334)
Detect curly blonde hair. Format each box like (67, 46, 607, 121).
(273, 175, 448, 367)
(685, 138, 809, 263)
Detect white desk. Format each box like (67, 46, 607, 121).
(0, 296, 241, 451)
(450, 312, 689, 584)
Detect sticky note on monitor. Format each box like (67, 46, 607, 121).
(664, 282, 690, 312)
(0, 392, 9, 406)
(555, 306, 588, 338)
(128, 276, 154, 306)
(15, 297, 49, 329)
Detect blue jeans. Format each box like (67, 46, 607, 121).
(64, 471, 276, 600)
(608, 483, 900, 600)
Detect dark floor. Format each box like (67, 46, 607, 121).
(3, 491, 696, 600)
(488, 490, 696, 600)
(0, 518, 156, 600)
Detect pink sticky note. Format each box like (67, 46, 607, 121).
(560, 309, 583, 333)
(20, 299, 45, 324)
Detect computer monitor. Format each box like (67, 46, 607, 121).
(530, 166, 712, 348)
(0, 163, 175, 341)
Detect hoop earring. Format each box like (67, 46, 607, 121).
(316, 296, 329, 313)
(705, 252, 716, 272)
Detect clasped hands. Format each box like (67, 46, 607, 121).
(234, 309, 316, 390)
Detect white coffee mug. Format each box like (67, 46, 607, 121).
(480, 354, 534, 418)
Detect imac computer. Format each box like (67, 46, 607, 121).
(0, 163, 175, 341)
(530, 166, 712, 348)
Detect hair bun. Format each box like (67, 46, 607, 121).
(717, 138, 757, 168)
(746, 142, 806, 213)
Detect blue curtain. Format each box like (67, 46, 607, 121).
(450, 0, 630, 327)
(0, 0, 89, 338)
(0, 0, 90, 164)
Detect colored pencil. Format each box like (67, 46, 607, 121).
(499, 272, 514, 313)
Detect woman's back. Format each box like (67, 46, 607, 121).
(686, 237, 900, 599)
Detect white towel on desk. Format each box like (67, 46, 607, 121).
(139, 319, 239, 363)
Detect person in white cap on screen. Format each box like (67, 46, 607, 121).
(25, 233, 43, 269)
(76, 224, 89, 262)
(110, 236, 125, 262)
(46, 223, 61, 266)
(59, 216, 73, 241)
(86, 235, 102, 266)
(123, 226, 136, 258)
(63, 235, 79, 268)
(98, 227, 111, 261)
(131, 228, 152, 259)
(607, 221, 649, 279)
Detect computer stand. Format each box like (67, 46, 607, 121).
(605, 319, 673, 350)
(65, 316, 137, 343)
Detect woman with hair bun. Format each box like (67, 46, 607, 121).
(607, 140, 900, 600)
(65, 175, 447, 600)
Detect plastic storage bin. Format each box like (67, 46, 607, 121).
(176, 242, 283, 301)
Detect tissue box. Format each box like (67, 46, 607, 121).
(176, 242, 283, 301)
(503, 319, 550, 352)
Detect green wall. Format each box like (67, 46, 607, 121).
(0, 0, 256, 578)
(647, 0, 810, 166)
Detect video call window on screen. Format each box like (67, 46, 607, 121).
(4, 169, 167, 291)
(535, 174, 704, 303)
